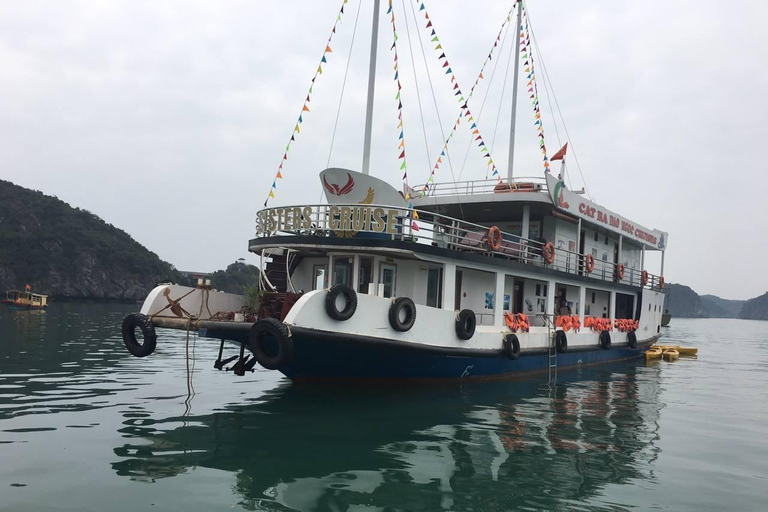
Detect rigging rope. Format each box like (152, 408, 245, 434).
(327, 0, 364, 168)
(264, 0, 350, 208)
(399, 0, 432, 186)
(526, 7, 591, 199)
(387, 1, 410, 188)
(415, 0, 507, 193)
(404, 0, 464, 216)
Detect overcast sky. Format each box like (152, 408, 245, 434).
(2, 0, 767, 300)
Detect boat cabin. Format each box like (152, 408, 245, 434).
(249, 169, 667, 332)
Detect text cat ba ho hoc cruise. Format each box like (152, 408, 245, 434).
(121, 0, 668, 382)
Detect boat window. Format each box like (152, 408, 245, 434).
(426, 266, 443, 308)
(592, 292, 596, 304)
(313, 265, 329, 290)
(594, 231, 599, 242)
(380, 264, 396, 298)
(358, 257, 373, 294)
(333, 257, 354, 287)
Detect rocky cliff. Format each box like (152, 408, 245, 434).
(0, 179, 186, 300)
(739, 292, 768, 320)
(700, 294, 745, 318)
(663, 283, 708, 318)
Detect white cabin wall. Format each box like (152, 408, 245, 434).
(554, 219, 579, 272)
(291, 257, 329, 292)
(457, 267, 496, 321)
(522, 277, 549, 326)
(585, 288, 611, 318)
(621, 241, 643, 273)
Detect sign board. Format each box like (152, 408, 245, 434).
(545, 173, 667, 250)
(257, 205, 402, 236)
(320, 168, 408, 207)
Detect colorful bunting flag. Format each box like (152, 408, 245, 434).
(263, 0, 349, 208)
(389, 0, 408, 186)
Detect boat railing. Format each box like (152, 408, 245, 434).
(414, 176, 548, 197)
(254, 203, 663, 291)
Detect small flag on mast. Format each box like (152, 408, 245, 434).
(550, 142, 568, 161)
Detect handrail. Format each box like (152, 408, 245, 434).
(253, 203, 663, 291)
(413, 176, 548, 198)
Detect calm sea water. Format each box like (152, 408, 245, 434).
(1, 304, 767, 511)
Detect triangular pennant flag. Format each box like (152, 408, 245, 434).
(400, 160, 406, 170)
(276, 171, 283, 179)
(269, 190, 275, 198)
(302, 105, 310, 112)
(398, 150, 405, 159)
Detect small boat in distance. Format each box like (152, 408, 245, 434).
(661, 308, 671, 326)
(2, 285, 48, 310)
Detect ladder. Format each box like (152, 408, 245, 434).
(547, 315, 557, 385)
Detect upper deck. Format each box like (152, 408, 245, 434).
(250, 201, 664, 292)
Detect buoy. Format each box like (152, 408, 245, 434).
(663, 348, 679, 361)
(677, 347, 698, 356)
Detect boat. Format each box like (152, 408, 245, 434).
(2, 286, 48, 310)
(121, 0, 669, 382)
(661, 308, 671, 326)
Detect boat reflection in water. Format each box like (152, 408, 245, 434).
(112, 361, 662, 511)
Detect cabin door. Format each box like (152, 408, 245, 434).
(426, 266, 443, 308)
(513, 279, 524, 314)
(379, 263, 397, 298)
(454, 270, 463, 310)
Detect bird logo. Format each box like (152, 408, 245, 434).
(323, 173, 355, 196)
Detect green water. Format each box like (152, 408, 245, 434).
(1, 304, 766, 511)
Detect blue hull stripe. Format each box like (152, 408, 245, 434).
(279, 331, 655, 381)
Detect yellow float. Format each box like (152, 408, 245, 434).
(645, 346, 663, 360)
(662, 348, 679, 361)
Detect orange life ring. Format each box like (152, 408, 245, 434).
(543, 242, 555, 264)
(585, 254, 595, 273)
(642, 270, 649, 286)
(659, 276, 665, 289)
(615, 263, 625, 280)
(487, 226, 502, 251)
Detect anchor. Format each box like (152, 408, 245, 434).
(213, 339, 238, 370)
(224, 342, 257, 376)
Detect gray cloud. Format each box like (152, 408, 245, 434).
(1, 0, 766, 299)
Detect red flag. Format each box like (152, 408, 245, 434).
(550, 142, 568, 161)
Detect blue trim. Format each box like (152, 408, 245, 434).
(278, 330, 653, 381)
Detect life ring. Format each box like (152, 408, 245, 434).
(600, 330, 612, 350)
(389, 297, 417, 332)
(503, 333, 521, 360)
(543, 242, 555, 264)
(486, 226, 502, 251)
(248, 317, 293, 370)
(642, 270, 649, 286)
(659, 276, 665, 289)
(325, 284, 357, 321)
(585, 254, 595, 273)
(627, 330, 637, 349)
(555, 330, 567, 353)
(121, 313, 157, 358)
(455, 309, 476, 340)
(616, 263, 625, 280)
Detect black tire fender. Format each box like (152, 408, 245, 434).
(248, 317, 294, 370)
(455, 309, 476, 340)
(121, 313, 157, 358)
(555, 330, 568, 354)
(600, 330, 612, 350)
(325, 284, 357, 321)
(389, 297, 417, 332)
(503, 333, 521, 360)
(627, 330, 637, 349)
